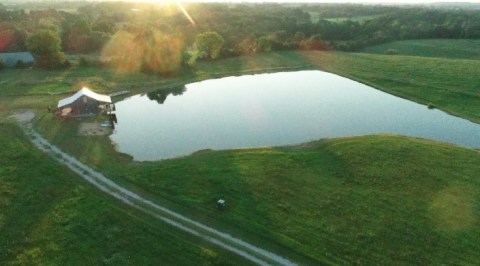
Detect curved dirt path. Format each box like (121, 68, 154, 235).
(13, 112, 297, 266)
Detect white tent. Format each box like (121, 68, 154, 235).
(58, 87, 111, 108)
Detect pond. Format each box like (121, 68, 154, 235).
(110, 70, 480, 161)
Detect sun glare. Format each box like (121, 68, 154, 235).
(176, 2, 196, 26)
(126, 1, 196, 26)
(126, 0, 472, 3)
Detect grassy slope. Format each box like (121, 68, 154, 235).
(145, 136, 480, 265)
(0, 122, 251, 265)
(302, 51, 480, 123)
(360, 39, 480, 60)
(33, 112, 480, 264)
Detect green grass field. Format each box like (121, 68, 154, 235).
(307, 11, 378, 23)
(2, 42, 480, 264)
(31, 113, 480, 264)
(117, 135, 480, 264)
(302, 51, 480, 124)
(360, 39, 480, 60)
(325, 15, 379, 23)
(0, 122, 251, 265)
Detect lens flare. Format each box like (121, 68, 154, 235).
(176, 2, 196, 26)
(102, 30, 184, 75)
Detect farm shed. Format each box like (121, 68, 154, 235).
(57, 87, 112, 117)
(0, 52, 34, 67)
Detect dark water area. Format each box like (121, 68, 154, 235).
(110, 71, 480, 161)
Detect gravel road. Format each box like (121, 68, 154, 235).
(13, 111, 298, 266)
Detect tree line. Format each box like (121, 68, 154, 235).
(1, 2, 479, 72)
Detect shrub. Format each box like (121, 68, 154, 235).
(63, 59, 71, 68)
(15, 60, 26, 68)
(78, 55, 88, 66)
(78, 55, 104, 67)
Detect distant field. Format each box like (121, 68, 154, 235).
(324, 15, 379, 23)
(308, 12, 378, 23)
(303, 51, 480, 124)
(360, 39, 480, 60)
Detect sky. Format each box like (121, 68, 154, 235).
(177, 0, 476, 2)
(213, 0, 477, 2)
(120, 0, 480, 4)
(114, 0, 480, 4)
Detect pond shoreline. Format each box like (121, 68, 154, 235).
(111, 70, 480, 161)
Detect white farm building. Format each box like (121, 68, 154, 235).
(57, 87, 112, 117)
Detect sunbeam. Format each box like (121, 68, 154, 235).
(176, 2, 196, 26)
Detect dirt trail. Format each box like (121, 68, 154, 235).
(12, 111, 297, 266)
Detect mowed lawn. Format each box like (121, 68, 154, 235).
(0, 123, 251, 265)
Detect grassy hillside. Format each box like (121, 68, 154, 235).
(139, 136, 480, 265)
(0, 122, 250, 265)
(303, 51, 480, 123)
(32, 111, 480, 264)
(124, 135, 480, 265)
(360, 39, 480, 60)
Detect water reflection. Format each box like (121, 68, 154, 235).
(147, 85, 186, 104)
(110, 71, 480, 161)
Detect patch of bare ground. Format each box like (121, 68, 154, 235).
(10, 110, 35, 123)
(78, 122, 112, 136)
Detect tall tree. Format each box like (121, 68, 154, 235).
(195, 31, 224, 59)
(26, 29, 65, 68)
(65, 17, 92, 52)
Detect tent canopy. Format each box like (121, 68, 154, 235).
(58, 87, 111, 108)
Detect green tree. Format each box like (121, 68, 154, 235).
(26, 29, 65, 68)
(300, 34, 327, 51)
(293, 31, 305, 44)
(235, 36, 257, 55)
(89, 31, 110, 51)
(92, 18, 115, 34)
(257, 36, 273, 52)
(65, 18, 93, 52)
(195, 31, 224, 59)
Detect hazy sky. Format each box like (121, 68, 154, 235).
(126, 0, 479, 4)
(216, 0, 477, 2)
(180, 0, 476, 2)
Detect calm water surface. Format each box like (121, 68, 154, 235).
(110, 71, 480, 161)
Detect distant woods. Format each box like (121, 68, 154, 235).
(1, 2, 480, 71)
